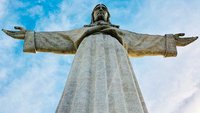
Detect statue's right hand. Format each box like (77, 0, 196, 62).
(2, 26, 26, 39)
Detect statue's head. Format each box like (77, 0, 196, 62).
(91, 4, 110, 23)
(84, 4, 119, 28)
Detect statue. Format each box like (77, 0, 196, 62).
(2, 4, 198, 113)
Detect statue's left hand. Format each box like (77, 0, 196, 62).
(174, 33, 198, 46)
(2, 26, 26, 39)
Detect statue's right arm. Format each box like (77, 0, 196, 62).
(2, 26, 77, 54)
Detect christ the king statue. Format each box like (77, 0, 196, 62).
(2, 4, 198, 113)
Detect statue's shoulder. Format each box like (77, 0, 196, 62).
(119, 29, 135, 33)
(62, 27, 88, 34)
(118, 29, 138, 36)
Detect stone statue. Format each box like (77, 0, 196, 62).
(2, 4, 198, 113)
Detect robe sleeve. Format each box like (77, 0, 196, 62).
(123, 31, 177, 57)
(23, 31, 77, 54)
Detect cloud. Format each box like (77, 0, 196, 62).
(172, 89, 200, 113)
(35, 0, 99, 31)
(0, 54, 73, 113)
(0, 0, 7, 18)
(0, 1, 73, 113)
(28, 5, 44, 17)
(127, 0, 200, 113)
(0, 0, 200, 113)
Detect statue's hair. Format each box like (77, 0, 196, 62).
(84, 4, 119, 28)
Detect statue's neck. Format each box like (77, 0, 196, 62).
(84, 20, 119, 28)
(93, 21, 110, 25)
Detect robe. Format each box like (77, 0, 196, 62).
(23, 25, 177, 113)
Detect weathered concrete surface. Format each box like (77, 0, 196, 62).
(23, 28, 178, 113)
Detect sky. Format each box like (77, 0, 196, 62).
(0, 0, 200, 113)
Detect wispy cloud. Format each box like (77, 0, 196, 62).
(0, 0, 7, 18)
(0, 1, 73, 113)
(128, 0, 200, 113)
(0, 0, 199, 113)
(35, 0, 99, 31)
(28, 5, 44, 17)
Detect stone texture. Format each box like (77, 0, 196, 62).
(24, 25, 177, 57)
(23, 25, 178, 113)
(55, 33, 146, 113)
(2, 4, 197, 113)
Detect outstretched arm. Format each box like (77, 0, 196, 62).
(2, 26, 76, 54)
(122, 30, 198, 57)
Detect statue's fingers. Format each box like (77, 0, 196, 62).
(2, 29, 7, 33)
(13, 33, 25, 39)
(2, 29, 13, 35)
(2, 29, 25, 39)
(2, 29, 17, 35)
(176, 36, 198, 46)
(14, 26, 25, 31)
(175, 33, 185, 37)
(14, 26, 20, 29)
(184, 36, 198, 39)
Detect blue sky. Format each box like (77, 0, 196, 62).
(0, 0, 200, 113)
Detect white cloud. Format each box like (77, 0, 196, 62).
(127, 0, 200, 113)
(28, 5, 44, 17)
(0, 0, 200, 113)
(0, 50, 74, 112)
(35, 0, 99, 31)
(0, 69, 7, 80)
(172, 89, 200, 113)
(0, 1, 73, 113)
(0, 0, 7, 18)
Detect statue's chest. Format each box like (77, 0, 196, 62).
(76, 33, 127, 56)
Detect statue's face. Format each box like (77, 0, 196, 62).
(93, 4, 109, 22)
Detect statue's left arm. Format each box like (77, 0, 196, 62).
(122, 30, 198, 57)
(2, 26, 81, 54)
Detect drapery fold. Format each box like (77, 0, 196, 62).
(56, 34, 146, 113)
(23, 26, 178, 113)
